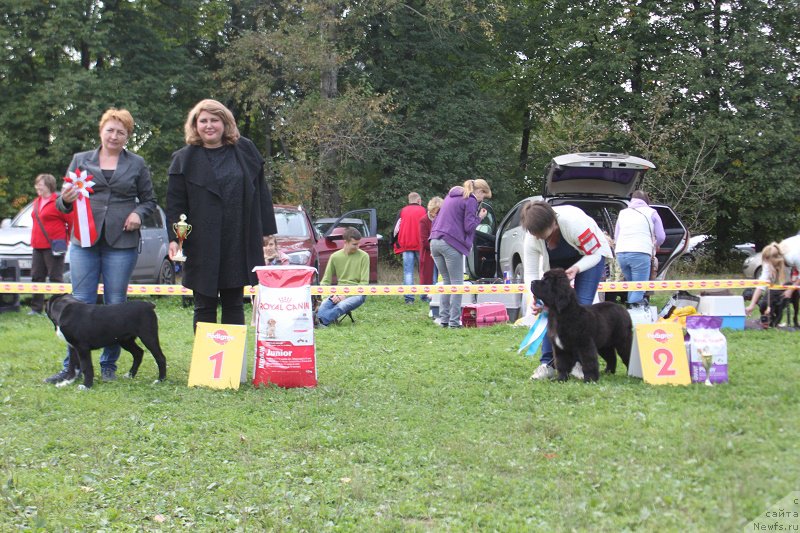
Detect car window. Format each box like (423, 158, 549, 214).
(276, 210, 310, 237)
(475, 202, 496, 235)
(319, 218, 371, 237)
(315, 222, 333, 234)
(141, 210, 162, 229)
(12, 204, 34, 228)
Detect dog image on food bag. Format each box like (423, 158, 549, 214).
(45, 294, 167, 389)
(266, 318, 277, 338)
(531, 269, 632, 382)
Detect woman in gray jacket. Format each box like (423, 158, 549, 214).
(45, 108, 157, 385)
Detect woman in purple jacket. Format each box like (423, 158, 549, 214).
(429, 179, 492, 328)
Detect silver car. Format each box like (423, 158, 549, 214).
(485, 152, 689, 282)
(0, 202, 175, 284)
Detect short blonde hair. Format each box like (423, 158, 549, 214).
(34, 173, 57, 193)
(427, 196, 443, 217)
(463, 179, 492, 199)
(184, 99, 240, 146)
(99, 108, 134, 136)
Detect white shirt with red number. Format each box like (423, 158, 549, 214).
(523, 204, 612, 294)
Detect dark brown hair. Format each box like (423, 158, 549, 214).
(343, 227, 362, 241)
(520, 201, 557, 237)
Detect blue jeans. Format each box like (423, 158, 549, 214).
(430, 239, 464, 327)
(616, 252, 652, 304)
(402, 251, 419, 302)
(63, 243, 138, 371)
(318, 295, 366, 325)
(540, 259, 605, 366)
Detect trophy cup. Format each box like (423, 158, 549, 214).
(699, 347, 713, 387)
(172, 214, 192, 263)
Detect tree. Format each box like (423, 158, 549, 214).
(0, 0, 224, 215)
(218, 1, 393, 215)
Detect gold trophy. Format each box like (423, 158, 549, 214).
(699, 347, 713, 387)
(172, 214, 192, 263)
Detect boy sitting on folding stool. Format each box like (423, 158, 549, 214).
(316, 227, 369, 327)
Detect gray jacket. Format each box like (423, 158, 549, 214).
(57, 148, 156, 249)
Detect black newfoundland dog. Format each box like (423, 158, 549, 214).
(531, 268, 632, 382)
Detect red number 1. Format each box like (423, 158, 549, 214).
(209, 352, 224, 379)
(653, 348, 676, 377)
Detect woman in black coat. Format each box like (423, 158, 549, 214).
(167, 99, 277, 330)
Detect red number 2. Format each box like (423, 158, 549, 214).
(209, 352, 224, 379)
(653, 348, 676, 377)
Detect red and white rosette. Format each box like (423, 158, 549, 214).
(64, 169, 97, 247)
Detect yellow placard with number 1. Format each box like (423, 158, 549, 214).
(628, 322, 692, 385)
(188, 323, 248, 390)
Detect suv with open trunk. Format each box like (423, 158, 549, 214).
(465, 152, 689, 282)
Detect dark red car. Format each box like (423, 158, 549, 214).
(274, 206, 379, 283)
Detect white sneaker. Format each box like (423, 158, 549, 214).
(570, 362, 584, 380)
(530, 363, 556, 380)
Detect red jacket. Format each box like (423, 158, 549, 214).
(393, 203, 427, 253)
(30, 195, 71, 250)
(419, 215, 432, 253)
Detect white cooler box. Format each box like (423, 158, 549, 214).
(697, 295, 746, 330)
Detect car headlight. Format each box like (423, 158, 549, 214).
(285, 250, 312, 265)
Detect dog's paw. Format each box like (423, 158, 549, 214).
(77, 384, 89, 391)
(55, 380, 70, 388)
(124, 372, 134, 379)
(152, 378, 165, 385)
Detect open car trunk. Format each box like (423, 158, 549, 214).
(479, 197, 688, 282)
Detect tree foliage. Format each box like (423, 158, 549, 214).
(1, 0, 798, 252)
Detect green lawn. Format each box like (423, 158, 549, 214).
(0, 293, 798, 531)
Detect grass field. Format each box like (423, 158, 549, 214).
(1, 272, 799, 530)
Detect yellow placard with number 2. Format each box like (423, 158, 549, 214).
(628, 322, 692, 385)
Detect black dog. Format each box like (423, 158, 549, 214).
(742, 288, 799, 328)
(45, 294, 167, 389)
(531, 269, 632, 382)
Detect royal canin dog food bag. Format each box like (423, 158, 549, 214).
(253, 266, 317, 388)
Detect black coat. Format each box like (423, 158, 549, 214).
(166, 138, 277, 296)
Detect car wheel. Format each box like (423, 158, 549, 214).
(0, 293, 19, 308)
(753, 266, 762, 280)
(157, 258, 175, 285)
(513, 260, 524, 284)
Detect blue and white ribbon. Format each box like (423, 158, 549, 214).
(518, 311, 548, 357)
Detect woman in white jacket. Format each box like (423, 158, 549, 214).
(745, 235, 800, 318)
(522, 201, 613, 380)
